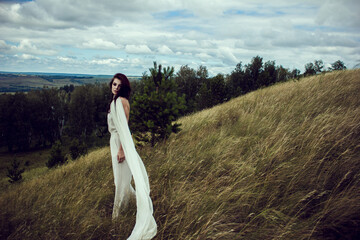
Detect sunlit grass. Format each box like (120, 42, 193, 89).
(1, 70, 359, 239)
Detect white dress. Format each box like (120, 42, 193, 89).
(108, 98, 157, 240)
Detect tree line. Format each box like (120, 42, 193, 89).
(0, 83, 110, 153)
(172, 57, 346, 114)
(0, 56, 347, 156)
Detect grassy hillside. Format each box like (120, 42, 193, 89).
(1, 70, 359, 239)
(0, 148, 51, 191)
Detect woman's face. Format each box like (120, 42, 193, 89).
(112, 78, 121, 95)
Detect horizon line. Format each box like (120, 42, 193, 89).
(0, 71, 142, 77)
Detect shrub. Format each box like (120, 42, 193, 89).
(46, 141, 67, 168)
(69, 138, 88, 159)
(7, 158, 25, 183)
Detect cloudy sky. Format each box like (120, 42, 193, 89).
(0, 0, 359, 76)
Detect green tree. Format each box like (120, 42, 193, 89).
(196, 74, 227, 110)
(261, 60, 277, 86)
(290, 68, 301, 80)
(330, 60, 347, 71)
(27, 88, 65, 147)
(305, 60, 324, 76)
(0, 93, 32, 151)
(7, 158, 25, 183)
(276, 65, 290, 82)
(57, 88, 70, 137)
(92, 83, 110, 140)
(60, 84, 75, 93)
(46, 140, 67, 168)
(196, 82, 212, 110)
(196, 65, 209, 84)
(314, 60, 324, 73)
(131, 62, 186, 146)
(244, 56, 263, 92)
(304, 62, 316, 76)
(175, 65, 200, 113)
(69, 138, 88, 159)
(227, 62, 245, 98)
(67, 85, 96, 139)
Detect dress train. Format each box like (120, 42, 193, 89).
(108, 98, 157, 240)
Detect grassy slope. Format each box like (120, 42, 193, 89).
(0, 149, 51, 191)
(1, 70, 359, 239)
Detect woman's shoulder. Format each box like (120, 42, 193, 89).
(118, 97, 130, 107)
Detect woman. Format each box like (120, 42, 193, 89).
(108, 73, 157, 240)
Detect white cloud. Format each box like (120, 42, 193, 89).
(195, 52, 212, 61)
(0, 40, 10, 51)
(82, 38, 119, 50)
(57, 56, 77, 63)
(316, 0, 360, 30)
(90, 58, 124, 67)
(18, 54, 40, 60)
(2, 39, 57, 56)
(157, 45, 174, 55)
(0, 0, 359, 74)
(173, 39, 197, 47)
(125, 44, 152, 54)
(217, 47, 239, 65)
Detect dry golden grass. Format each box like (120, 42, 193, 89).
(1, 70, 359, 239)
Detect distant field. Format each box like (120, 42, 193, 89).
(0, 72, 141, 92)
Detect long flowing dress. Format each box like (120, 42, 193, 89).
(108, 97, 157, 240)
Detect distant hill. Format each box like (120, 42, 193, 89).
(0, 70, 359, 239)
(0, 72, 141, 92)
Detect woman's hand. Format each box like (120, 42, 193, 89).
(117, 148, 125, 163)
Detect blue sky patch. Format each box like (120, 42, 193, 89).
(224, 9, 284, 17)
(294, 25, 344, 33)
(153, 10, 194, 20)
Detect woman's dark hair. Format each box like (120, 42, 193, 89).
(110, 73, 131, 100)
(108, 73, 131, 112)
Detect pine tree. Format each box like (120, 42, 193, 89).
(131, 62, 186, 146)
(7, 158, 25, 183)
